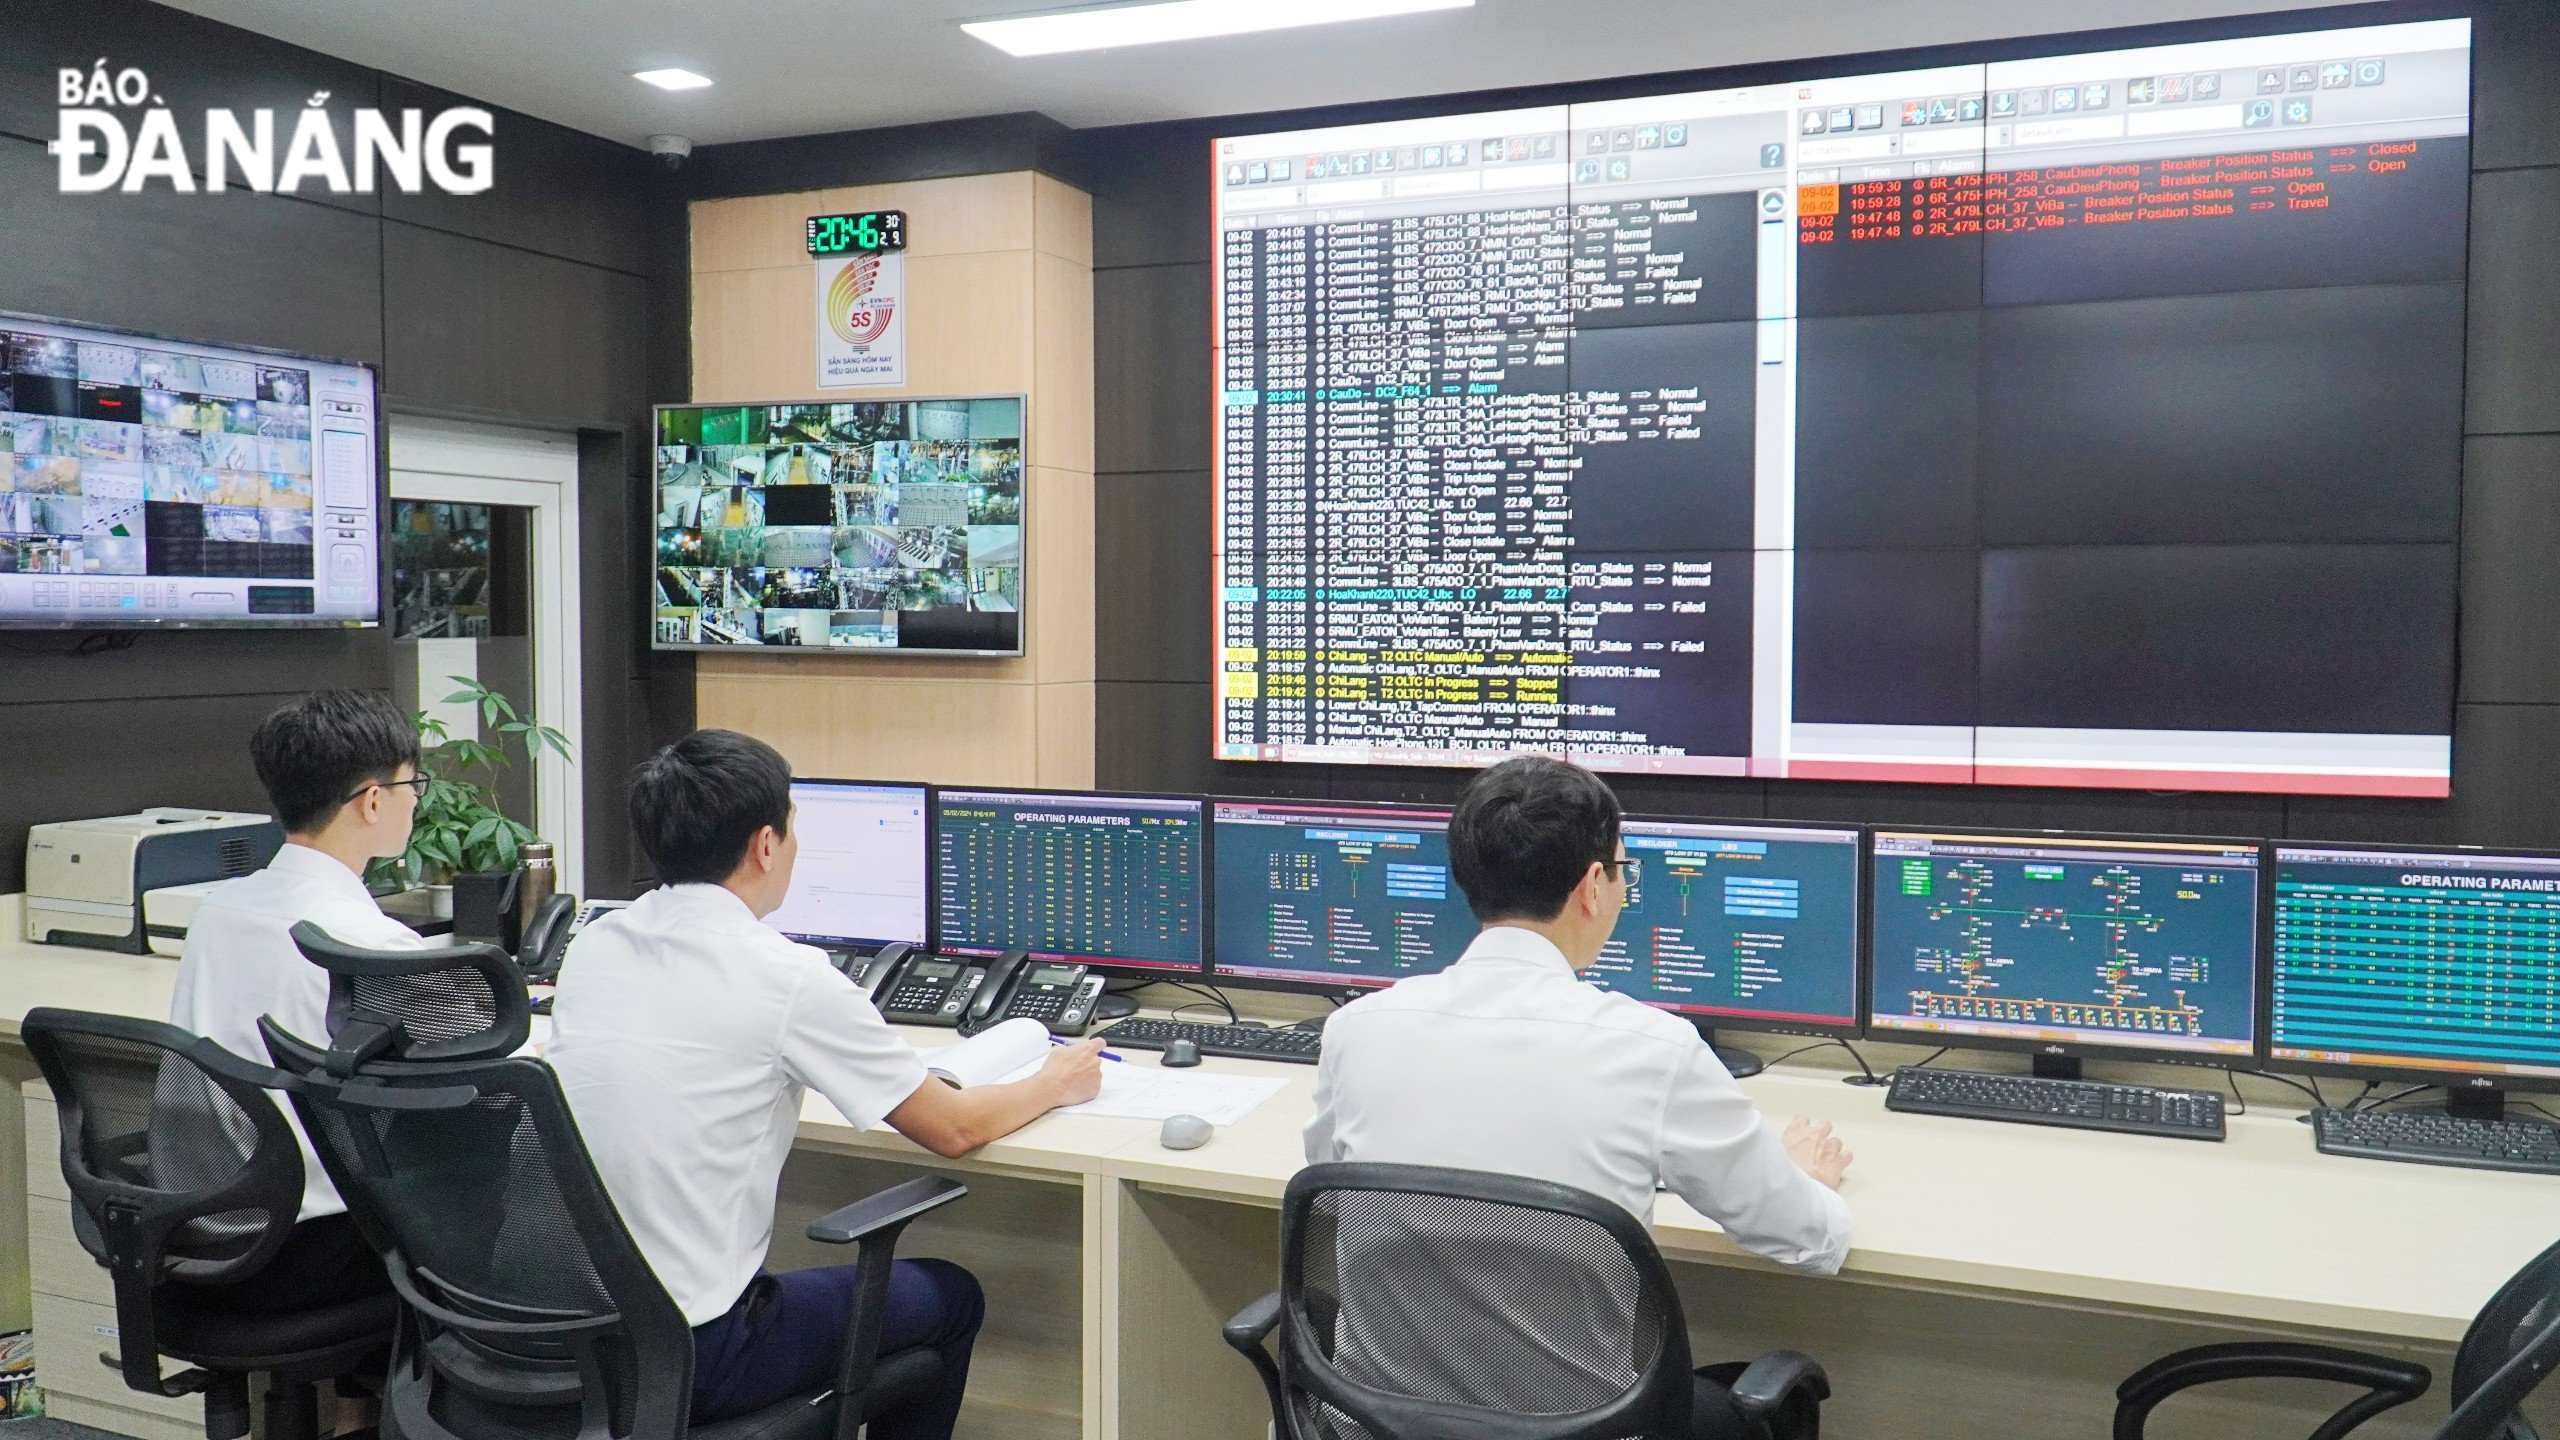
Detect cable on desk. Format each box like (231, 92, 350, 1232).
(2246, 1069, 2329, 1111)
(2220, 1069, 2248, 1118)
(2358, 1083, 2438, 1115)
(1158, 981, 1239, 1025)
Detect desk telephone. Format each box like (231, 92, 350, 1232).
(859, 948, 1105, 1035)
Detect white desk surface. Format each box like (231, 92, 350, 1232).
(4, 893, 2546, 1347)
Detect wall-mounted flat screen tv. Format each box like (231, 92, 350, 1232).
(652, 397, 1025, 656)
(0, 311, 382, 629)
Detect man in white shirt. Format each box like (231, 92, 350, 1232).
(548, 730, 1101, 1438)
(1305, 756, 1853, 1438)
(170, 688, 427, 1309)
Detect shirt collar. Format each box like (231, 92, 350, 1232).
(1455, 925, 1579, 975)
(266, 842, 381, 908)
(643, 882, 761, 926)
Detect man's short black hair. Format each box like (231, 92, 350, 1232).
(250, 690, 422, 834)
(1447, 756, 1624, 924)
(628, 729, 794, 885)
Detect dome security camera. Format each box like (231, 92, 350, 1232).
(647, 134, 693, 170)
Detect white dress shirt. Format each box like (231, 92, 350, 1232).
(170, 842, 427, 1221)
(1305, 925, 1853, 1275)
(545, 883, 932, 1325)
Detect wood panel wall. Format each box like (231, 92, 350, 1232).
(689, 172, 1096, 788)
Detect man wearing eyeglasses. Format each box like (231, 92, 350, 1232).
(169, 689, 429, 1309)
(1304, 756, 1853, 1438)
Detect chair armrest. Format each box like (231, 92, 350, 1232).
(1224, 1291, 1283, 1352)
(814, 1176, 970, 1440)
(1726, 1349, 1831, 1422)
(1222, 1292, 1286, 1434)
(2115, 1343, 2431, 1440)
(806, 1175, 969, 1245)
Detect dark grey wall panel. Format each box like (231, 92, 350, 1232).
(0, 691, 305, 893)
(0, 630, 388, 708)
(380, 77, 664, 278)
(1095, 264, 1212, 474)
(382, 221, 651, 428)
(1076, 124, 1212, 271)
(2286, 703, 2560, 849)
(0, 0, 383, 217)
(2465, 165, 2560, 436)
(0, 135, 384, 364)
(684, 113, 1072, 201)
(2473, 0, 2560, 172)
(2458, 435, 2560, 704)
(1097, 472, 1211, 684)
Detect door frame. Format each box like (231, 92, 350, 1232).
(388, 417, 586, 896)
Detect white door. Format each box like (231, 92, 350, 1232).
(387, 418, 586, 896)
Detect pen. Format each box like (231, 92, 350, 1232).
(1053, 1036, 1125, 1062)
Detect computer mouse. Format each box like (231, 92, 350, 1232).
(1162, 1038, 1203, 1068)
(1160, 1114, 1212, 1150)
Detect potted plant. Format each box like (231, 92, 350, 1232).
(367, 677, 572, 906)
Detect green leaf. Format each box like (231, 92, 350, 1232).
(465, 815, 500, 847)
(441, 689, 475, 705)
(493, 828, 519, 869)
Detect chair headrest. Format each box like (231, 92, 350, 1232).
(290, 921, 533, 1067)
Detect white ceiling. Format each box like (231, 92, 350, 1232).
(157, 0, 2337, 149)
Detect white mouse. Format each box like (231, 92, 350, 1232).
(1159, 1113, 1213, 1150)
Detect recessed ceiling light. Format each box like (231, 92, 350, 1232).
(962, 0, 1474, 58)
(632, 68, 714, 91)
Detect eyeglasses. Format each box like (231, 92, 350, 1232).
(346, 775, 432, 804)
(1601, 855, 1638, 884)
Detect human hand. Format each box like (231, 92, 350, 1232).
(1040, 1037, 1105, 1105)
(1783, 1116, 1852, 1190)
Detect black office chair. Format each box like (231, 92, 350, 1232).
(1224, 1163, 1831, 1440)
(2114, 1236, 2560, 1440)
(20, 1008, 397, 1440)
(266, 923, 968, 1440)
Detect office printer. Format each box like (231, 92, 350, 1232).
(24, 809, 284, 954)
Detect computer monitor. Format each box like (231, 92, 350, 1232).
(1867, 829, 2262, 1074)
(2267, 843, 2560, 1113)
(764, 780, 930, 951)
(1208, 799, 1477, 994)
(930, 788, 1205, 976)
(1587, 819, 1864, 1046)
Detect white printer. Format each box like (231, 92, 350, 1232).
(24, 809, 285, 954)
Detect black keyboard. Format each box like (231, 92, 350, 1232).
(2311, 1107, 2560, 1175)
(1097, 1018, 1321, 1065)
(1886, 1067, 2226, 1141)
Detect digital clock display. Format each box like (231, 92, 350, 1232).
(806, 211, 907, 255)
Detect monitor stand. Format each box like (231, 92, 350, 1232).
(1092, 991, 1140, 1025)
(2031, 1054, 2085, 1082)
(1695, 1024, 1766, 1079)
(2441, 1084, 2509, 1124)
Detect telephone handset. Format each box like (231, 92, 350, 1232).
(517, 894, 581, 979)
(968, 952, 1106, 1037)
(836, 942, 913, 1000)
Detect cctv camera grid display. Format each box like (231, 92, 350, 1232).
(654, 398, 1024, 654)
(0, 330, 316, 582)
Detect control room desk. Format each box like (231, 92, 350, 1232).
(2, 903, 2551, 1440)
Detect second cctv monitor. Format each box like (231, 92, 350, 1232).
(931, 788, 1206, 975)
